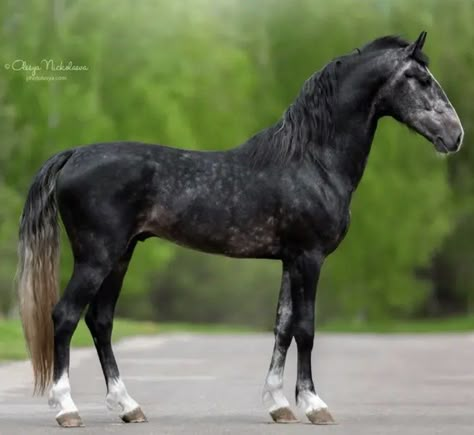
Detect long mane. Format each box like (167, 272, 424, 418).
(239, 35, 428, 167)
(240, 61, 338, 167)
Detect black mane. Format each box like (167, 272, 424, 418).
(241, 35, 429, 167)
(241, 62, 338, 167)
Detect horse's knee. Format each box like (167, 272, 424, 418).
(275, 326, 292, 349)
(294, 323, 314, 351)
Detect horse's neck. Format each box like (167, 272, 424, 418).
(315, 57, 386, 193)
(311, 113, 377, 195)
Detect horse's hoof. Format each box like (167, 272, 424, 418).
(306, 408, 336, 425)
(270, 407, 298, 423)
(121, 407, 147, 423)
(56, 411, 84, 428)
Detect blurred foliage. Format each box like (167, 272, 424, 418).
(0, 0, 472, 327)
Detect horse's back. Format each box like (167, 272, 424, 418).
(56, 141, 224, 196)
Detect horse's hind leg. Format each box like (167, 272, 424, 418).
(48, 260, 113, 427)
(85, 240, 147, 424)
(48, 221, 129, 427)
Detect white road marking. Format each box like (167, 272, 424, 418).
(114, 336, 167, 351)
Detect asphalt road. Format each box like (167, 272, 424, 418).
(1, 333, 473, 434)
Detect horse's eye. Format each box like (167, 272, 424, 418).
(418, 75, 432, 87)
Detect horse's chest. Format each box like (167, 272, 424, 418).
(320, 210, 351, 254)
(283, 193, 350, 254)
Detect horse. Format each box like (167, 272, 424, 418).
(17, 31, 463, 427)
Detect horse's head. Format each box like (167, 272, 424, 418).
(377, 32, 464, 154)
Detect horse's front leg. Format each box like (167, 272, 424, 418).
(291, 251, 335, 425)
(263, 263, 298, 423)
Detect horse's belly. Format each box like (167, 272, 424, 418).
(157, 226, 280, 258)
(141, 205, 280, 258)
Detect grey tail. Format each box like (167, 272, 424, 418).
(16, 150, 74, 395)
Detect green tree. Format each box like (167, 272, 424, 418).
(0, 0, 472, 325)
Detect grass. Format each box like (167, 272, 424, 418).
(1, 316, 473, 361)
(0, 318, 255, 362)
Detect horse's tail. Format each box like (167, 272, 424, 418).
(17, 150, 74, 395)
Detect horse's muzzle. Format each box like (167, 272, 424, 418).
(434, 116, 464, 154)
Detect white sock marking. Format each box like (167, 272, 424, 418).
(48, 373, 78, 417)
(297, 390, 328, 414)
(106, 377, 140, 415)
(263, 371, 290, 412)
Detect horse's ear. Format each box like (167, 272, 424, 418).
(409, 31, 427, 56)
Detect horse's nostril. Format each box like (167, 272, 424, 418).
(456, 132, 463, 146)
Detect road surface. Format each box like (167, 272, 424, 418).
(1, 333, 473, 434)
